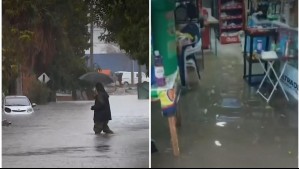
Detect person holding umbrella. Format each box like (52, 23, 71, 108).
(91, 82, 114, 134)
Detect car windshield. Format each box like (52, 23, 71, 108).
(5, 97, 30, 106)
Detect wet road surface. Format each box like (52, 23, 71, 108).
(151, 44, 298, 168)
(3, 96, 149, 168)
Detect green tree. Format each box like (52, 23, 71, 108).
(93, 0, 149, 68)
(45, 0, 91, 93)
(2, 0, 42, 94)
(2, 0, 91, 97)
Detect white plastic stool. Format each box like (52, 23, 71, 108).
(256, 51, 289, 103)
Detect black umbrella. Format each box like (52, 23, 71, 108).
(79, 72, 114, 85)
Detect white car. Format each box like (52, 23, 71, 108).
(3, 96, 36, 115)
(115, 71, 149, 85)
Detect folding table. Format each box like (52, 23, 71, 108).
(243, 28, 278, 85)
(256, 51, 289, 102)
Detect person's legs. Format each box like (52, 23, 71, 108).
(103, 121, 114, 134)
(93, 122, 104, 134)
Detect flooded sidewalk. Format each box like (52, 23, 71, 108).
(151, 44, 298, 168)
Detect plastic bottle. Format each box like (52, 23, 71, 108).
(257, 40, 263, 54)
(151, 36, 156, 85)
(285, 39, 290, 57)
(267, 3, 272, 16)
(285, 33, 291, 57)
(276, 2, 280, 14)
(271, 42, 276, 51)
(152, 0, 177, 76)
(154, 50, 166, 87)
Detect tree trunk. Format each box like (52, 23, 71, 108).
(8, 79, 17, 95)
(131, 60, 134, 85)
(72, 89, 77, 100)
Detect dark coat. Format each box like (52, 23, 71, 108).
(91, 93, 112, 123)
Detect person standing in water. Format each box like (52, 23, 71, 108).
(91, 82, 114, 134)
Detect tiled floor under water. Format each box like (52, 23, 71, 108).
(151, 44, 298, 168)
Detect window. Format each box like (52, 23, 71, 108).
(5, 97, 30, 106)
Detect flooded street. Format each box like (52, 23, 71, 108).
(3, 96, 149, 168)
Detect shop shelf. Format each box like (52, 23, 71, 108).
(220, 15, 243, 20)
(220, 35, 240, 44)
(218, 0, 245, 44)
(221, 5, 243, 10)
(221, 25, 243, 30)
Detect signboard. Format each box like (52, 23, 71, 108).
(38, 73, 50, 84)
(280, 64, 298, 100)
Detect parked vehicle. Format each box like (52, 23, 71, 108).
(3, 96, 36, 115)
(115, 71, 149, 85)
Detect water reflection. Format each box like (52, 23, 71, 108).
(216, 122, 226, 127)
(214, 140, 222, 147)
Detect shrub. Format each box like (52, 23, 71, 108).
(27, 80, 50, 104)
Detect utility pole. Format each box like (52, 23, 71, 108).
(16, 64, 23, 95)
(131, 60, 134, 85)
(90, 2, 94, 69)
(138, 63, 142, 84)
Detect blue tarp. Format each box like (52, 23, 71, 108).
(85, 53, 147, 73)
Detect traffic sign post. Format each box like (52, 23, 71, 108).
(38, 73, 50, 84)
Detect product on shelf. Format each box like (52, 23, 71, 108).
(220, 12, 227, 18)
(218, 0, 245, 44)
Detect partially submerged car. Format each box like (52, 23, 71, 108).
(3, 96, 36, 115)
